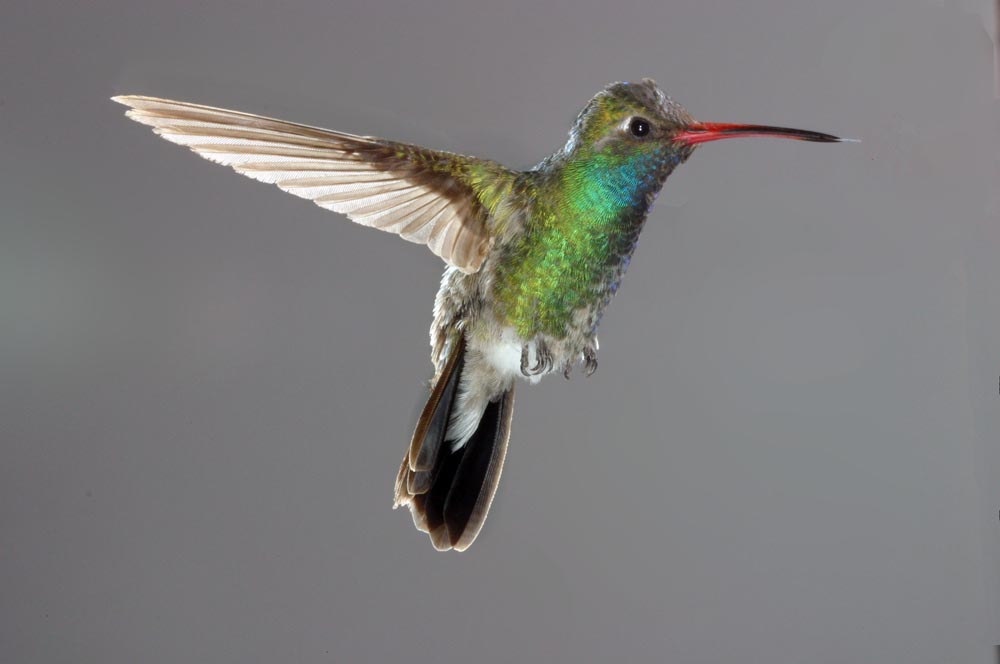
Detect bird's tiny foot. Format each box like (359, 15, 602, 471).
(520, 344, 531, 376)
(562, 363, 573, 380)
(533, 338, 553, 374)
(583, 345, 598, 377)
(520, 338, 553, 377)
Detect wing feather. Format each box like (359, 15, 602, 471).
(113, 95, 515, 272)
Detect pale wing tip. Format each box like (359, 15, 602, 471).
(111, 94, 146, 107)
(112, 95, 158, 117)
(113, 97, 149, 127)
(111, 94, 179, 111)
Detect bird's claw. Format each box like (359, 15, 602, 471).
(520, 338, 553, 377)
(583, 345, 598, 377)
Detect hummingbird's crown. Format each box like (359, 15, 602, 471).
(602, 78, 694, 127)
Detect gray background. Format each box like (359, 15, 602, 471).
(2, 1, 998, 662)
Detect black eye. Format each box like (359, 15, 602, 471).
(629, 117, 651, 137)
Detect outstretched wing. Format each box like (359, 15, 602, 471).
(113, 95, 514, 273)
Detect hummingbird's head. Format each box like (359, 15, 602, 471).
(552, 79, 847, 216)
(567, 78, 845, 165)
(565, 78, 697, 169)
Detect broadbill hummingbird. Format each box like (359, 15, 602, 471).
(114, 78, 849, 551)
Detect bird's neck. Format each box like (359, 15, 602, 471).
(555, 147, 676, 227)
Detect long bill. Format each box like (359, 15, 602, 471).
(672, 122, 851, 146)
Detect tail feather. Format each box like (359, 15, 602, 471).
(394, 337, 514, 551)
(405, 337, 464, 495)
(442, 389, 514, 551)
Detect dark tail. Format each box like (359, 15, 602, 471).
(394, 337, 515, 551)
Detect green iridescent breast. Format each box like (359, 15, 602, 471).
(492, 150, 674, 339)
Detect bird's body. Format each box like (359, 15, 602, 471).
(428, 85, 699, 450)
(114, 79, 845, 551)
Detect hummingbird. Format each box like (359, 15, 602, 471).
(113, 79, 847, 552)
